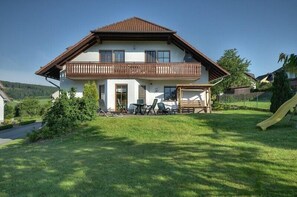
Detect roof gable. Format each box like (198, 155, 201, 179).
(35, 17, 229, 80)
(93, 17, 174, 33)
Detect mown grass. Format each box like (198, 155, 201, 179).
(0, 110, 297, 196)
(225, 101, 271, 109)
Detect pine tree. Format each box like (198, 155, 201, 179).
(270, 69, 294, 113)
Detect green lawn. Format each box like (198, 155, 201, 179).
(225, 101, 271, 109)
(1, 110, 297, 196)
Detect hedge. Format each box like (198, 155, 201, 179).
(0, 124, 14, 131)
(19, 120, 36, 125)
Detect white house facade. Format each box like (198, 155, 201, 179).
(0, 95, 4, 123)
(36, 17, 229, 113)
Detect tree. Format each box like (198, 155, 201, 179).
(278, 53, 297, 73)
(212, 49, 251, 97)
(270, 69, 293, 113)
(19, 97, 40, 117)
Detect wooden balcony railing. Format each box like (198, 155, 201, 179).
(66, 62, 201, 80)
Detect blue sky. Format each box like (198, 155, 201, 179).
(0, 0, 296, 86)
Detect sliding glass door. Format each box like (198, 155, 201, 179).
(115, 84, 127, 111)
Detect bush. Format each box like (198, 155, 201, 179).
(19, 120, 36, 125)
(39, 101, 51, 117)
(43, 90, 81, 136)
(270, 70, 294, 113)
(29, 86, 99, 143)
(81, 81, 99, 120)
(4, 104, 14, 119)
(27, 126, 56, 142)
(21, 97, 41, 117)
(0, 124, 13, 131)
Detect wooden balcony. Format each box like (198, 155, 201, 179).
(66, 62, 201, 80)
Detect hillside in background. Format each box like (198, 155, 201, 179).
(0, 80, 58, 100)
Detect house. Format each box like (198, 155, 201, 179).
(224, 72, 257, 95)
(257, 68, 297, 90)
(35, 17, 229, 113)
(0, 83, 10, 123)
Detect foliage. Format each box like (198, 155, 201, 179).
(29, 87, 99, 142)
(257, 82, 273, 92)
(0, 124, 13, 130)
(270, 69, 294, 113)
(0, 80, 58, 100)
(212, 49, 251, 98)
(42, 90, 81, 136)
(81, 81, 99, 120)
(39, 101, 51, 117)
(2, 111, 297, 196)
(19, 97, 41, 117)
(279, 53, 297, 73)
(19, 120, 36, 125)
(4, 104, 14, 119)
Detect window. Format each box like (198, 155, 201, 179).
(99, 85, 105, 100)
(145, 51, 156, 63)
(164, 86, 176, 101)
(114, 50, 125, 62)
(100, 50, 112, 62)
(157, 51, 170, 63)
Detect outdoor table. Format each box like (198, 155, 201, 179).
(132, 103, 145, 115)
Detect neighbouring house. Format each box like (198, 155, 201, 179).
(257, 68, 297, 90)
(225, 72, 257, 95)
(35, 17, 229, 113)
(0, 85, 10, 123)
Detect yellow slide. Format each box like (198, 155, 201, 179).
(257, 94, 297, 131)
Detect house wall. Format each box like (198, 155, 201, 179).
(60, 64, 209, 111)
(72, 41, 185, 62)
(0, 96, 4, 123)
(60, 63, 208, 111)
(60, 40, 210, 112)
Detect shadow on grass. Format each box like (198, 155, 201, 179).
(0, 112, 297, 196)
(186, 112, 297, 150)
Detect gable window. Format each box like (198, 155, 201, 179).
(100, 50, 112, 62)
(157, 51, 170, 63)
(114, 50, 125, 63)
(145, 51, 156, 63)
(164, 86, 176, 101)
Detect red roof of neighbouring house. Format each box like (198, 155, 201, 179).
(35, 17, 229, 81)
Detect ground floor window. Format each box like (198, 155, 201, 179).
(99, 85, 105, 100)
(164, 86, 176, 101)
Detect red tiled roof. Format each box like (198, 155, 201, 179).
(93, 17, 174, 33)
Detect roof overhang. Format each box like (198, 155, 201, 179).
(35, 18, 230, 81)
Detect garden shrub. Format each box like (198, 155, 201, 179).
(28, 85, 99, 142)
(4, 104, 14, 119)
(19, 120, 36, 125)
(0, 124, 13, 131)
(43, 90, 81, 136)
(270, 70, 294, 113)
(81, 81, 99, 120)
(21, 97, 41, 117)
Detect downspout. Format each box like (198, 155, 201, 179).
(211, 76, 226, 103)
(45, 76, 60, 90)
(212, 76, 225, 86)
